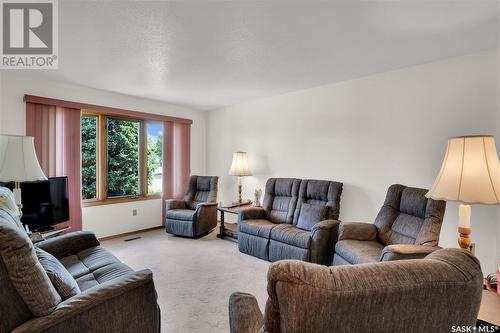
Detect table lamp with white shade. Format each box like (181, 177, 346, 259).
(229, 151, 252, 205)
(426, 135, 500, 250)
(0, 135, 47, 217)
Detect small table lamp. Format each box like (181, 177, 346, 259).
(229, 151, 252, 204)
(426, 135, 500, 250)
(0, 135, 47, 216)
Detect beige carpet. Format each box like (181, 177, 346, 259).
(102, 227, 270, 333)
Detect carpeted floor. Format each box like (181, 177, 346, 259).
(102, 227, 270, 333)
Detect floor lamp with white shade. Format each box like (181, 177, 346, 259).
(0, 135, 47, 219)
(426, 135, 500, 250)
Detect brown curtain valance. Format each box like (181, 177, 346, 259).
(24, 95, 193, 124)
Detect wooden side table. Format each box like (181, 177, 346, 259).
(217, 203, 253, 241)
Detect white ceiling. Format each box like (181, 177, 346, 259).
(24, 1, 500, 110)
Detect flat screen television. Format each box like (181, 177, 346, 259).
(0, 176, 69, 232)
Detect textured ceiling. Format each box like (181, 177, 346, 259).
(21, 1, 500, 110)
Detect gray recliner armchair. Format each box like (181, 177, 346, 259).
(238, 178, 343, 265)
(333, 184, 446, 265)
(165, 175, 219, 238)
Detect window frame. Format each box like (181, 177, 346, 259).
(81, 110, 161, 207)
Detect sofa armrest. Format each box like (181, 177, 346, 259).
(229, 292, 264, 333)
(195, 202, 218, 210)
(166, 199, 186, 210)
(13, 270, 159, 333)
(309, 220, 340, 265)
(311, 219, 340, 232)
(379, 244, 442, 262)
(238, 207, 266, 221)
(35, 231, 100, 259)
(338, 222, 377, 241)
(194, 202, 218, 234)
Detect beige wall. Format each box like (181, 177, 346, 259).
(0, 51, 498, 273)
(207, 50, 499, 274)
(0, 72, 207, 238)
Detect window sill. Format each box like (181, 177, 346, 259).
(83, 195, 162, 207)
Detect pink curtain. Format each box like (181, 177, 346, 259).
(26, 103, 83, 231)
(162, 121, 191, 224)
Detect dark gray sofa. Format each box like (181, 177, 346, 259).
(238, 178, 343, 265)
(165, 175, 218, 237)
(229, 249, 483, 333)
(333, 184, 446, 265)
(0, 208, 160, 333)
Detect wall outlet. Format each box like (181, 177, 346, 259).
(132, 209, 137, 216)
(469, 243, 476, 256)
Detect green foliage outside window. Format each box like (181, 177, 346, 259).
(147, 133, 163, 194)
(81, 115, 164, 200)
(81, 116, 97, 199)
(107, 118, 140, 198)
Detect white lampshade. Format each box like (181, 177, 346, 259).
(0, 135, 47, 182)
(426, 135, 500, 205)
(229, 151, 252, 177)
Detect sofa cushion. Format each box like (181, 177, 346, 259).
(269, 240, 309, 262)
(0, 208, 61, 317)
(292, 180, 343, 226)
(238, 219, 277, 238)
(184, 175, 218, 210)
(375, 184, 446, 247)
(335, 240, 384, 264)
(270, 224, 311, 249)
(238, 233, 270, 261)
(197, 176, 212, 191)
(296, 203, 327, 231)
(59, 246, 133, 292)
(262, 178, 300, 224)
(75, 263, 133, 291)
(35, 247, 80, 299)
(166, 209, 196, 221)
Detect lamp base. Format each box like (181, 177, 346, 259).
(457, 204, 472, 251)
(13, 182, 23, 218)
(238, 182, 243, 204)
(233, 176, 245, 204)
(458, 226, 471, 250)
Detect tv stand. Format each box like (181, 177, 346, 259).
(36, 225, 55, 233)
(30, 223, 70, 243)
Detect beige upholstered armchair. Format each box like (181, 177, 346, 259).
(333, 184, 446, 265)
(229, 249, 483, 333)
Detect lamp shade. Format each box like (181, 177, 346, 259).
(0, 135, 47, 182)
(229, 151, 252, 176)
(426, 135, 500, 205)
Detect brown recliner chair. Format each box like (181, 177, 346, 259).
(229, 249, 483, 333)
(333, 184, 446, 265)
(165, 175, 219, 238)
